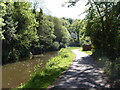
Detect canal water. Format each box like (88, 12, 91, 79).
(2, 51, 58, 88)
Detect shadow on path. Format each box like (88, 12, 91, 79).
(50, 49, 109, 89)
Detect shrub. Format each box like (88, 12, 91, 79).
(51, 41, 60, 51)
(59, 42, 67, 48)
(59, 48, 69, 58)
(8, 48, 20, 61)
(96, 56, 120, 79)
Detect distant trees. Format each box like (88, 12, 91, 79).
(52, 17, 70, 48)
(71, 20, 83, 44)
(2, 2, 71, 64)
(68, 19, 86, 46)
(46, 16, 71, 49)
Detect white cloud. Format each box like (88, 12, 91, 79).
(43, 0, 88, 19)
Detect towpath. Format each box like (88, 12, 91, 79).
(51, 49, 110, 88)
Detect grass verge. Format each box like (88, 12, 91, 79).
(18, 47, 80, 88)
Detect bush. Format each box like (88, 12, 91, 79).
(109, 59, 120, 78)
(8, 49, 20, 61)
(51, 41, 60, 51)
(59, 42, 67, 48)
(96, 56, 120, 79)
(59, 48, 69, 58)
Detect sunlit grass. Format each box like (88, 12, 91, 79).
(19, 47, 77, 88)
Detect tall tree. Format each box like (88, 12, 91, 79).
(52, 17, 70, 47)
(13, 2, 39, 58)
(2, 2, 18, 63)
(36, 9, 56, 52)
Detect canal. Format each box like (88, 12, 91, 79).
(2, 51, 58, 88)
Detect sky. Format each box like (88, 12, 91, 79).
(37, 0, 88, 19)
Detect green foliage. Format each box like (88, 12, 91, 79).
(0, 2, 6, 39)
(2, 2, 39, 64)
(2, 2, 71, 64)
(0, 30, 5, 39)
(19, 47, 75, 88)
(51, 17, 71, 47)
(68, 19, 86, 46)
(94, 56, 120, 80)
(12, 2, 38, 58)
(50, 41, 60, 51)
(59, 49, 69, 58)
(13, 2, 39, 47)
(81, 36, 91, 45)
(85, 2, 120, 60)
(62, 17, 71, 28)
(8, 48, 20, 61)
(110, 62, 120, 78)
(36, 10, 56, 51)
(2, 2, 18, 63)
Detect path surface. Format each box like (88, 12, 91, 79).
(52, 49, 109, 88)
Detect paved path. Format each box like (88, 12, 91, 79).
(52, 49, 109, 88)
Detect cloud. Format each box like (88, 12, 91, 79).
(43, 0, 87, 19)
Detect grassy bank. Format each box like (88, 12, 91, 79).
(19, 47, 79, 88)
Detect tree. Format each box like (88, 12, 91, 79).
(52, 17, 70, 48)
(35, 9, 56, 52)
(32, 2, 39, 15)
(13, 2, 39, 58)
(85, 1, 120, 60)
(2, 2, 18, 63)
(69, 19, 84, 45)
(0, 2, 6, 40)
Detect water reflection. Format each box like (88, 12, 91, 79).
(2, 51, 58, 88)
